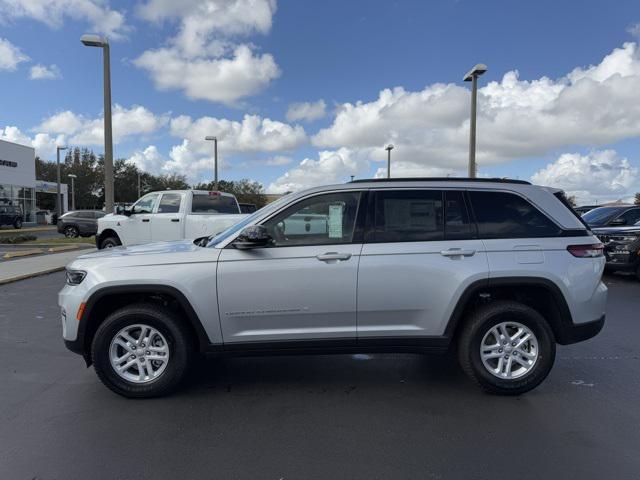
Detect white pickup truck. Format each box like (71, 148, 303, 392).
(95, 190, 248, 249)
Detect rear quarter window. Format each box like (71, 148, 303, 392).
(191, 194, 239, 214)
(468, 191, 562, 239)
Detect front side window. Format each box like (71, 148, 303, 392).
(469, 191, 561, 239)
(263, 192, 361, 247)
(373, 190, 444, 242)
(132, 193, 159, 214)
(158, 194, 182, 213)
(191, 194, 239, 214)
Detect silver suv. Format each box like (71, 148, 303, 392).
(59, 178, 607, 397)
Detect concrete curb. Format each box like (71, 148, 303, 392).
(0, 266, 66, 285)
(3, 248, 44, 259)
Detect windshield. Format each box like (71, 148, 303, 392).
(205, 194, 292, 247)
(582, 207, 625, 226)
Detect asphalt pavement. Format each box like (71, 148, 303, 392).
(0, 272, 638, 480)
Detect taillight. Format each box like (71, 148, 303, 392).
(567, 243, 604, 258)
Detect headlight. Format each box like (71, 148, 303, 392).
(65, 269, 87, 285)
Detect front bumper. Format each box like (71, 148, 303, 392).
(604, 249, 640, 272)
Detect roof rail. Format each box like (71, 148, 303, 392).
(349, 177, 531, 185)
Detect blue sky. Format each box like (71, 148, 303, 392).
(1, 0, 640, 202)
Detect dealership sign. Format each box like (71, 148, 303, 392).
(0, 158, 18, 168)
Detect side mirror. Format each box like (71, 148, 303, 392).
(233, 225, 271, 250)
(610, 217, 626, 226)
(122, 206, 133, 217)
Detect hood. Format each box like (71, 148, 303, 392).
(78, 239, 200, 260)
(98, 213, 128, 223)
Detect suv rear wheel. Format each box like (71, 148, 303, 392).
(458, 301, 555, 395)
(64, 225, 79, 238)
(13, 218, 22, 229)
(91, 304, 194, 398)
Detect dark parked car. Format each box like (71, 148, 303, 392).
(0, 205, 23, 229)
(239, 203, 257, 214)
(582, 205, 640, 228)
(57, 210, 105, 238)
(593, 222, 640, 280)
(574, 205, 599, 215)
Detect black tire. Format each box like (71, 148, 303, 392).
(64, 225, 79, 238)
(13, 218, 22, 229)
(91, 303, 194, 398)
(457, 301, 556, 395)
(100, 235, 121, 249)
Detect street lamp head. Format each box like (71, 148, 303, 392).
(385, 144, 394, 151)
(68, 174, 77, 179)
(57, 145, 68, 151)
(463, 63, 488, 82)
(205, 136, 217, 141)
(81, 34, 108, 47)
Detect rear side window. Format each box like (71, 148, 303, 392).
(373, 190, 444, 242)
(445, 191, 474, 240)
(76, 211, 93, 219)
(191, 194, 239, 214)
(617, 208, 640, 226)
(158, 194, 182, 213)
(468, 191, 562, 239)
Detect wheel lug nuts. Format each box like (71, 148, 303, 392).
(498, 349, 503, 353)
(503, 341, 507, 345)
(504, 355, 509, 359)
(141, 343, 145, 347)
(146, 351, 150, 355)
(512, 342, 516, 347)
(130, 355, 135, 359)
(132, 346, 136, 350)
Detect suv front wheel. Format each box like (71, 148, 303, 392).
(458, 301, 556, 395)
(92, 303, 194, 398)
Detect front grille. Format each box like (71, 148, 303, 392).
(597, 234, 611, 244)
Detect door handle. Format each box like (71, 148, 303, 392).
(171, 219, 180, 222)
(316, 252, 352, 263)
(440, 248, 475, 257)
(142, 219, 150, 223)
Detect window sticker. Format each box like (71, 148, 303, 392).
(328, 203, 344, 238)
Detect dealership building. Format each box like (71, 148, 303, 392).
(0, 138, 68, 224)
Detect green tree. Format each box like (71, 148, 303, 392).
(193, 179, 267, 208)
(635, 193, 640, 205)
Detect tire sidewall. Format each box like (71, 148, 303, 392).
(92, 307, 190, 398)
(464, 304, 555, 394)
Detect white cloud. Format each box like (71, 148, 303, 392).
(0, 37, 29, 71)
(0, 125, 65, 158)
(265, 155, 292, 166)
(127, 145, 166, 172)
(0, 0, 129, 40)
(170, 113, 306, 154)
(531, 150, 639, 204)
(137, 0, 276, 57)
(36, 105, 169, 145)
(312, 42, 640, 179)
(29, 63, 62, 80)
(134, 0, 279, 104)
(134, 44, 280, 105)
(627, 22, 640, 38)
(286, 100, 327, 122)
(267, 148, 368, 193)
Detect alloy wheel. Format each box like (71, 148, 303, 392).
(480, 321, 539, 379)
(109, 324, 170, 384)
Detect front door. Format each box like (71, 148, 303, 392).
(216, 191, 365, 344)
(357, 189, 489, 338)
(126, 193, 159, 245)
(152, 193, 184, 242)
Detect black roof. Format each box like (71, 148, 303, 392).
(349, 177, 531, 185)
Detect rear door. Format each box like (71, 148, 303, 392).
(357, 189, 489, 338)
(151, 193, 184, 242)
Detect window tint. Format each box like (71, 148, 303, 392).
(617, 208, 640, 225)
(95, 211, 106, 218)
(132, 194, 159, 214)
(263, 192, 361, 247)
(469, 191, 561, 238)
(373, 190, 444, 242)
(191, 194, 239, 214)
(445, 190, 474, 240)
(158, 194, 182, 213)
(76, 211, 94, 219)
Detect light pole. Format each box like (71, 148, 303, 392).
(385, 144, 394, 179)
(137, 172, 141, 198)
(205, 136, 218, 190)
(463, 63, 487, 178)
(68, 174, 77, 211)
(56, 146, 67, 218)
(81, 33, 114, 213)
